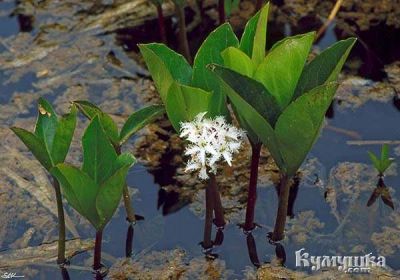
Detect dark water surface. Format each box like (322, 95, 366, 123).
(1, 1, 400, 279)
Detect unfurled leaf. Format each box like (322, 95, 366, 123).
(254, 32, 315, 109)
(119, 105, 165, 144)
(368, 151, 381, 173)
(138, 43, 192, 102)
(35, 98, 58, 152)
(368, 144, 395, 174)
(251, 3, 269, 67)
(294, 38, 357, 100)
(221, 47, 254, 77)
(166, 82, 212, 131)
(275, 83, 338, 176)
(239, 8, 260, 58)
(82, 116, 117, 184)
(51, 105, 77, 164)
(11, 127, 53, 170)
(192, 23, 238, 117)
(74, 100, 119, 146)
(210, 64, 281, 125)
(96, 155, 135, 229)
(51, 164, 100, 227)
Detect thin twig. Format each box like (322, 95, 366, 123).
(315, 0, 343, 41)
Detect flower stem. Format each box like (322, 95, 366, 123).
(218, 0, 225, 24)
(203, 179, 214, 249)
(52, 176, 66, 265)
(243, 142, 262, 231)
(256, 0, 264, 11)
(272, 173, 291, 241)
(93, 230, 103, 271)
(156, 3, 167, 43)
(209, 173, 225, 228)
(174, 3, 192, 63)
(116, 146, 136, 224)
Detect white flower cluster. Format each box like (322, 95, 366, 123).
(180, 112, 245, 180)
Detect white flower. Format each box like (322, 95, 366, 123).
(180, 112, 245, 180)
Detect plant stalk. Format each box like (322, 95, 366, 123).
(256, 0, 264, 11)
(93, 230, 103, 271)
(156, 3, 167, 43)
(243, 142, 262, 231)
(52, 176, 66, 265)
(209, 173, 225, 228)
(174, 3, 192, 63)
(272, 174, 291, 241)
(125, 225, 134, 258)
(218, 0, 225, 24)
(203, 179, 214, 249)
(116, 146, 136, 224)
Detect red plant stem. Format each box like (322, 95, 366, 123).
(52, 177, 66, 265)
(93, 230, 103, 271)
(243, 142, 262, 231)
(203, 179, 214, 249)
(256, 0, 264, 11)
(175, 3, 192, 63)
(272, 174, 291, 241)
(156, 4, 167, 43)
(209, 173, 225, 228)
(218, 0, 225, 24)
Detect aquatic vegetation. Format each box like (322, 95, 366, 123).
(50, 116, 136, 271)
(149, 0, 167, 43)
(367, 144, 396, 209)
(210, 3, 356, 240)
(73, 100, 164, 223)
(10, 98, 77, 265)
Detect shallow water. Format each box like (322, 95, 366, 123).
(1, 0, 400, 279)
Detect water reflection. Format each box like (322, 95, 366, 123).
(367, 176, 395, 210)
(60, 267, 70, 280)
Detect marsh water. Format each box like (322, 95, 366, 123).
(0, 0, 400, 279)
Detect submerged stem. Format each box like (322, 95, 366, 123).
(175, 3, 192, 63)
(203, 179, 214, 249)
(52, 176, 66, 265)
(93, 230, 103, 271)
(156, 3, 167, 43)
(218, 0, 225, 24)
(243, 142, 262, 231)
(209, 173, 225, 228)
(272, 174, 291, 241)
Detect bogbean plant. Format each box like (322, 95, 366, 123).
(11, 98, 77, 265)
(141, 2, 356, 243)
(211, 3, 356, 240)
(367, 144, 395, 209)
(11, 98, 163, 271)
(150, 0, 167, 43)
(139, 22, 240, 249)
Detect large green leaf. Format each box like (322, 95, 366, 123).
(293, 38, 356, 100)
(96, 154, 135, 230)
(211, 64, 281, 126)
(35, 98, 58, 152)
(138, 43, 192, 102)
(82, 116, 117, 184)
(166, 82, 212, 132)
(51, 164, 100, 228)
(192, 23, 239, 117)
(74, 100, 119, 146)
(221, 47, 254, 77)
(211, 66, 285, 170)
(119, 105, 165, 144)
(11, 127, 53, 170)
(251, 3, 269, 67)
(275, 82, 338, 176)
(51, 105, 77, 164)
(254, 32, 315, 108)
